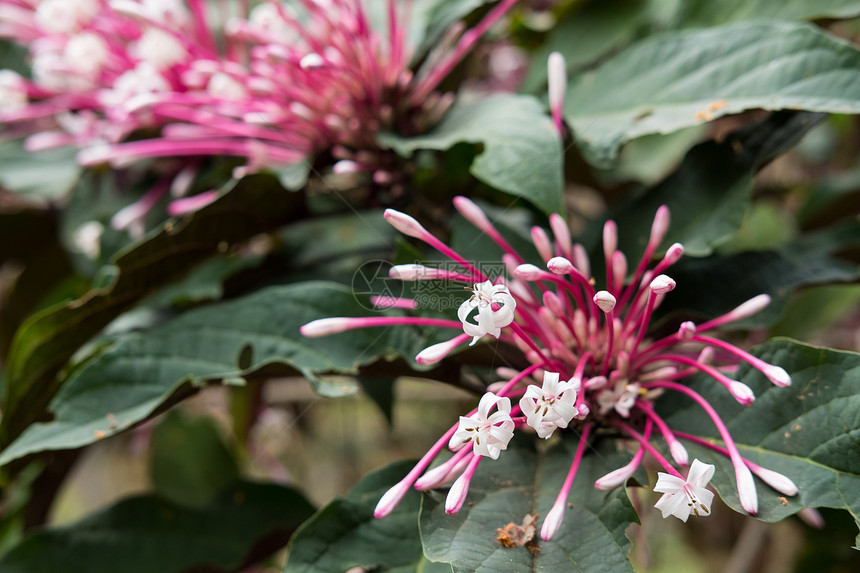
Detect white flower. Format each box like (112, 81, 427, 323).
(653, 459, 715, 522)
(596, 378, 639, 418)
(66, 33, 110, 79)
(519, 372, 578, 439)
(35, 0, 100, 35)
(449, 392, 514, 459)
(457, 281, 516, 346)
(107, 62, 171, 106)
(131, 28, 188, 70)
(207, 72, 248, 101)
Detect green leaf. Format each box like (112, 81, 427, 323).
(284, 460, 446, 573)
(659, 244, 859, 328)
(149, 411, 240, 508)
(0, 281, 435, 464)
(1, 173, 304, 448)
(660, 339, 860, 545)
(0, 39, 30, 76)
(608, 111, 826, 258)
(0, 142, 81, 204)
(0, 480, 315, 573)
(676, 0, 860, 27)
(380, 94, 564, 215)
(522, 0, 650, 93)
(565, 21, 860, 166)
(273, 160, 311, 191)
(420, 436, 638, 573)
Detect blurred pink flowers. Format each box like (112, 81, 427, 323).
(0, 0, 516, 233)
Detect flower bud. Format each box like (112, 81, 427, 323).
(728, 294, 771, 321)
(735, 463, 758, 515)
(762, 364, 791, 387)
(603, 220, 617, 258)
(549, 213, 571, 256)
(531, 226, 553, 262)
(514, 263, 545, 281)
(300, 317, 353, 337)
(416, 336, 464, 365)
(669, 441, 689, 466)
(729, 380, 756, 406)
(678, 321, 696, 340)
(752, 466, 797, 496)
(384, 209, 429, 240)
(453, 196, 493, 235)
(593, 290, 617, 313)
(547, 256, 574, 274)
(374, 479, 412, 518)
(650, 274, 676, 294)
(649, 205, 670, 248)
(445, 471, 471, 515)
(541, 501, 565, 541)
(547, 52, 566, 116)
(595, 464, 637, 491)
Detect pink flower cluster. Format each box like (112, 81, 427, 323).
(0, 0, 516, 232)
(302, 197, 799, 539)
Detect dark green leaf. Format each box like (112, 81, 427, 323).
(0, 281, 437, 464)
(659, 246, 858, 328)
(420, 436, 638, 573)
(660, 339, 860, 545)
(1, 173, 304, 447)
(284, 460, 444, 573)
(358, 377, 396, 425)
(565, 21, 860, 165)
(608, 111, 826, 258)
(380, 94, 564, 215)
(149, 411, 240, 508)
(677, 0, 860, 27)
(0, 142, 80, 204)
(0, 481, 314, 573)
(0, 39, 30, 76)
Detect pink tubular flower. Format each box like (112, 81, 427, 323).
(0, 0, 518, 190)
(302, 198, 795, 535)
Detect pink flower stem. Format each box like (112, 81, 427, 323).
(573, 352, 593, 411)
(629, 291, 658, 355)
(509, 323, 556, 368)
(601, 310, 616, 375)
(495, 363, 542, 397)
(548, 423, 593, 506)
(642, 380, 747, 472)
(638, 353, 738, 395)
(690, 334, 779, 381)
(618, 244, 659, 312)
(410, 0, 518, 102)
(671, 431, 747, 463)
(613, 420, 681, 477)
(635, 400, 684, 455)
(187, 0, 218, 53)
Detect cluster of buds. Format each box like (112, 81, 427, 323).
(0, 0, 517, 232)
(302, 197, 798, 540)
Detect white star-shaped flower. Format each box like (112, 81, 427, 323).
(596, 378, 640, 418)
(457, 281, 516, 346)
(449, 392, 514, 459)
(519, 372, 578, 439)
(653, 459, 715, 522)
